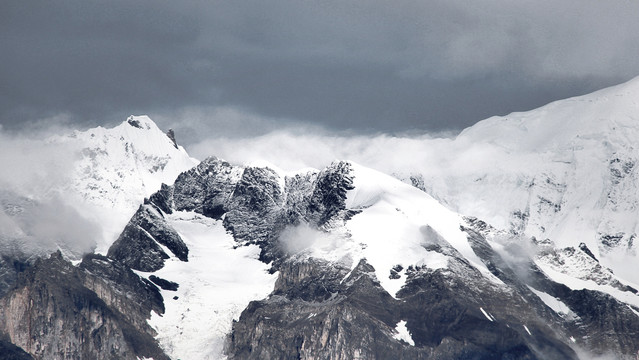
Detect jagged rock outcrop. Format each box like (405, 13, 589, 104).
(305, 161, 355, 226)
(165, 129, 178, 149)
(109, 158, 357, 268)
(148, 275, 179, 291)
(227, 256, 577, 360)
(224, 166, 285, 247)
(107, 203, 188, 272)
(173, 157, 244, 219)
(0, 251, 168, 360)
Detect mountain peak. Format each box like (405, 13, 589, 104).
(458, 75, 639, 152)
(122, 115, 181, 149)
(125, 115, 157, 131)
(64, 116, 199, 251)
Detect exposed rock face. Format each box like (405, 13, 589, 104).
(165, 129, 178, 149)
(306, 161, 355, 226)
(172, 157, 244, 219)
(526, 264, 639, 359)
(224, 166, 285, 248)
(0, 335, 33, 360)
(102, 157, 639, 359)
(226, 211, 639, 359)
(0, 256, 29, 299)
(0, 251, 168, 360)
(107, 203, 188, 272)
(148, 183, 174, 215)
(148, 275, 179, 291)
(169, 158, 356, 247)
(111, 157, 356, 266)
(463, 218, 639, 359)
(227, 256, 577, 360)
(79, 253, 165, 333)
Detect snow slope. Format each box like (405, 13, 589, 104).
(408, 75, 639, 281)
(57, 115, 198, 252)
(345, 163, 503, 296)
(290, 162, 503, 298)
(144, 211, 276, 360)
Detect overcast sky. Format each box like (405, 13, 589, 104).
(2, 1, 639, 145)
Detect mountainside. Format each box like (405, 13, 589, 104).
(59, 115, 199, 252)
(104, 156, 639, 359)
(0, 116, 197, 260)
(404, 76, 639, 281)
(3, 77, 639, 360)
(0, 251, 168, 359)
(64, 115, 197, 212)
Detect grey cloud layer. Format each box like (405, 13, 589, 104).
(2, 1, 639, 139)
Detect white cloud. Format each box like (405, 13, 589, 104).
(0, 125, 100, 259)
(188, 123, 523, 177)
(278, 222, 342, 255)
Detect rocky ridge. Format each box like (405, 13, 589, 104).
(0, 251, 167, 360)
(108, 154, 639, 359)
(3, 105, 639, 359)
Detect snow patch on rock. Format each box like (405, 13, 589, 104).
(393, 320, 415, 346)
(344, 162, 503, 298)
(528, 286, 574, 318)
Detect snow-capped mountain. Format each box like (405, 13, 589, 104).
(105, 157, 638, 359)
(0, 115, 197, 271)
(64, 115, 197, 211)
(404, 76, 639, 281)
(3, 79, 639, 359)
(54, 115, 198, 252)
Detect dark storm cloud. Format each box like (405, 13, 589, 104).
(2, 1, 639, 139)
(0, 1, 213, 128)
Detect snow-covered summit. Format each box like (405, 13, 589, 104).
(409, 75, 639, 281)
(66, 115, 197, 209)
(459, 74, 639, 152)
(53, 115, 198, 251)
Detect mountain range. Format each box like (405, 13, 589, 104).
(2, 78, 639, 359)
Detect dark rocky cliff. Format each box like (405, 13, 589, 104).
(0, 251, 168, 360)
(226, 249, 578, 359)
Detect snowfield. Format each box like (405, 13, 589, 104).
(292, 161, 504, 298)
(144, 211, 277, 360)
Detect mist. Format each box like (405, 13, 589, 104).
(0, 125, 101, 259)
(278, 222, 344, 257)
(187, 122, 534, 178)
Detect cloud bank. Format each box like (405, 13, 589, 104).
(0, 126, 100, 259)
(3, 1, 639, 139)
